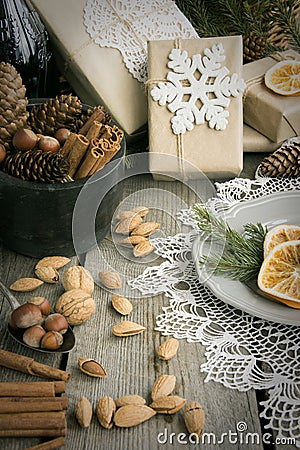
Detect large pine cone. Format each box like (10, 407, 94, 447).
(1, 149, 70, 183)
(257, 141, 300, 178)
(243, 32, 266, 63)
(27, 94, 93, 135)
(0, 62, 29, 149)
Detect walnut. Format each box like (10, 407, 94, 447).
(54, 289, 96, 326)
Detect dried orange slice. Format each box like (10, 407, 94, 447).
(258, 239, 300, 307)
(263, 224, 300, 258)
(265, 60, 300, 96)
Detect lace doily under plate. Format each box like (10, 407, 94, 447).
(129, 177, 300, 447)
(83, 0, 198, 83)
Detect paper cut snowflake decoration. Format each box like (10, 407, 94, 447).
(150, 43, 246, 134)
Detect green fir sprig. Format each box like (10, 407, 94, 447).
(193, 204, 267, 282)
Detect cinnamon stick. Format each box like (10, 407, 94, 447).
(0, 428, 66, 437)
(0, 396, 68, 413)
(60, 132, 77, 158)
(0, 381, 66, 397)
(79, 106, 105, 135)
(24, 437, 65, 450)
(67, 133, 89, 177)
(74, 147, 105, 180)
(0, 349, 70, 381)
(86, 120, 102, 141)
(0, 411, 66, 430)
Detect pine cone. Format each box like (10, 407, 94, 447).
(243, 32, 266, 63)
(27, 94, 94, 135)
(257, 142, 300, 178)
(0, 62, 29, 149)
(1, 149, 70, 182)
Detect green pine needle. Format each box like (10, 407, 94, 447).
(193, 204, 267, 282)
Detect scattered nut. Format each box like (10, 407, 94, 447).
(131, 222, 160, 237)
(41, 330, 63, 350)
(133, 241, 154, 258)
(112, 320, 146, 337)
(99, 270, 122, 289)
(114, 404, 156, 428)
(76, 397, 93, 428)
(111, 295, 133, 315)
(114, 215, 142, 235)
(151, 374, 176, 401)
(184, 401, 205, 437)
(150, 395, 186, 414)
(157, 338, 179, 361)
(97, 396, 116, 429)
(78, 358, 107, 378)
(10, 278, 43, 292)
(35, 266, 59, 283)
(115, 395, 146, 408)
(35, 256, 71, 270)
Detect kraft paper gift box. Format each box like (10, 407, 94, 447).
(243, 124, 282, 153)
(243, 50, 300, 143)
(31, 0, 148, 138)
(148, 36, 245, 180)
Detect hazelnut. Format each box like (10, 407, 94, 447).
(11, 303, 43, 329)
(41, 331, 63, 350)
(44, 313, 68, 334)
(12, 128, 38, 152)
(23, 325, 46, 348)
(54, 128, 71, 145)
(27, 297, 51, 316)
(38, 136, 60, 154)
(8, 311, 18, 330)
(0, 144, 6, 163)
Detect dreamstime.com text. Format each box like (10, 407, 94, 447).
(157, 422, 296, 446)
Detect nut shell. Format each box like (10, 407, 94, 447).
(38, 136, 60, 154)
(27, 297, 51, 316)
(54, 289, 96, 325)
(11, 303, 43, 329)
(62, 266, 94, 294)
(23, 325, 46, 348)
(41, 330, 63, 350)
(12, 128, 38, 152)
(78, 358, 107, 378)
(44, 313, 69, 334)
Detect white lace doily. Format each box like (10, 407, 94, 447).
(129, 177, 300, 447)
(83, 0, 198, 82)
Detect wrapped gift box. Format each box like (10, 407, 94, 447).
(148, 36, 245, 179)
(31, 0, 148, 138)
(243, 50, 300, 143)
(243, 124, 282, 153)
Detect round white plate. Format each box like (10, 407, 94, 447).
(192, 191, 300, 325)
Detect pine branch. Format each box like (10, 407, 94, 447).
(193, 205, 268, 282)
(268, 0, 300, 51)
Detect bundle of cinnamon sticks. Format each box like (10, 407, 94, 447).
(61, 106, 124, 180)
(0, 381, 68, 439)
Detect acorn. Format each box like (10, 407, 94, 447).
(38, 136, 60, 154)
(12, 128, 38, 152)
(10, 303, 43, 329)
(23, 325, 46, 348)
(41, 330, 63, 350)
(44, 313, 68, 334)
(0, 144, 6, 163)
(54, 128, 71, 145)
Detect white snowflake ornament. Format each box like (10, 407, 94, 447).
(150, 43, 246, 134)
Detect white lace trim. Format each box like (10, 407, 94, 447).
(129, 177, 300, 447)
(83, 0, 198, 82)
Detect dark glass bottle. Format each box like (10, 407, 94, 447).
(0, 0, 58, 98)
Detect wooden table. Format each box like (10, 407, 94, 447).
(0, 152, 296, 450)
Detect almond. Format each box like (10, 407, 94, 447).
(35, 266, 59, 283)
(111, 295, 133, 315)
(116, 210, 136, 221)
(131, 222, 160, 237)
(35, 256, 71, 269)
(151, 374, 176, 401)
(78, 358, 107, 378)
(112, 320, 146, 337)
(157, 338, 179, 360)
(75, 397, 93, 428)
(114, 215, 142, 235)
(10, 278, 44, 292)
(132, 206, 149, 217)
(184, 401, 205, 437)
(97, 396, 116, 429)
(133, 241, 154, 258)
(99, 270, 122, 289)
(114, 404, 156, 427)
(115, 395, 146, 408)
(119, 235, 148, 247)
(150, 395, 186, 414)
